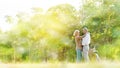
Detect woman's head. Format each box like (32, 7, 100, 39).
(73, 30, 80, 36)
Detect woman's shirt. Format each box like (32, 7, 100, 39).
(75, 36, 82, 50)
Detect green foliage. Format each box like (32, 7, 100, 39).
(82, 0, 120, 60)
(0, 0, 120, 63)
(0, 4, 80, 63)
(98, 40, 120, 60)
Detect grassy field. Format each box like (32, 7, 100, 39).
(0, 61, 120, 68)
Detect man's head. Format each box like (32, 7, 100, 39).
(82, 27, 88, 34)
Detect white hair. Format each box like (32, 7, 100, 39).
(83, 27, 88, 31)
(73, 30, 79, 36)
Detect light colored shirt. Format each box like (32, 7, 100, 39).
(82, 32, 90, 46)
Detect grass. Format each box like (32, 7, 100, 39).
(0, 61, 120, 68)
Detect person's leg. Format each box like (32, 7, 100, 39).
(76, 49, 80, 62)
(76, 49, 82, 62)
(83, 46, 89, 62)
(79, 49, 82, 61)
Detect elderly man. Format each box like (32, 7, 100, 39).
(81, 27, 91, 62)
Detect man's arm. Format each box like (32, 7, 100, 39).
(80, 34, 86, 38)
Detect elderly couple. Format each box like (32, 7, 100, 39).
(73, 27, 90, 62)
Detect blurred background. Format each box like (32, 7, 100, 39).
(0, 0, 120, 63)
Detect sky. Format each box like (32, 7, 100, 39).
(0, 0, 82, 32)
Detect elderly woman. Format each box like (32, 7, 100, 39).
(73, 30, 82, 62)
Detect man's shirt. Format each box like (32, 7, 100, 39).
(82, 32, 91, 45)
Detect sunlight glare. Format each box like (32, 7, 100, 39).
(0, 0, 81, 32)
(0, 23, 13, 32)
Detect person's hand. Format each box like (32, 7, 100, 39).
(80, 36, 82, 38)
(76, 36, 81, 39)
